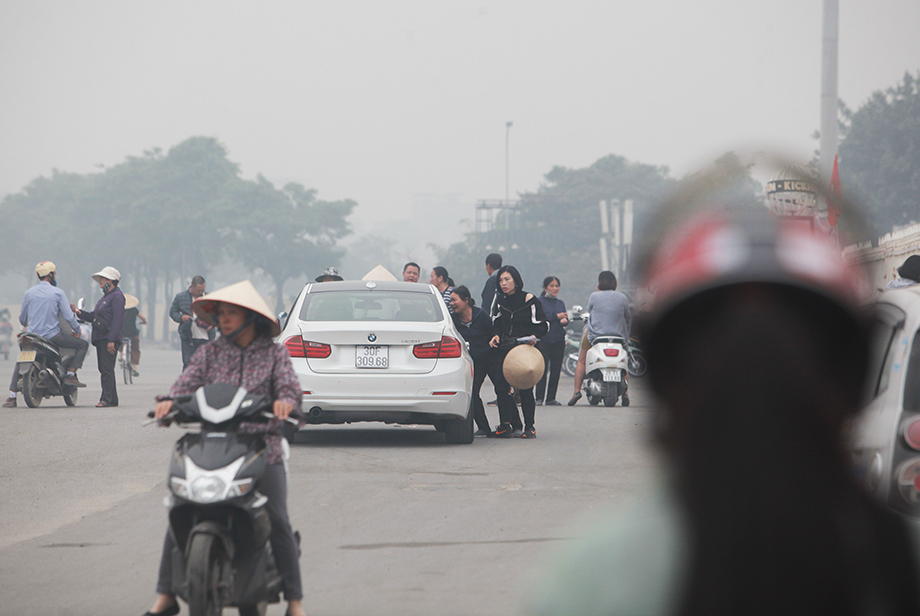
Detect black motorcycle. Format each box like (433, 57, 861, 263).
(151, 383, 300, 616)
(15, 332, 79, 407)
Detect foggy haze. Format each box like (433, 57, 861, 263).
(1, 1, 918, 273)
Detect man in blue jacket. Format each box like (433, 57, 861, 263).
(480, 253, 502, 313)
(3, 261, 88, 407)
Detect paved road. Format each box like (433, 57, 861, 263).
(0, 345, 660, 616)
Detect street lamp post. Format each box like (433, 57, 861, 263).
(505, 121, 513, 202)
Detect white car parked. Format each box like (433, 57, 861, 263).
(851, 286, 920, 535)
(278, 280, 474, 443)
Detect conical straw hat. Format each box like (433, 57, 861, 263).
(362, 265, 398, 281)
(192, 280, 280, 337)
(123, 294, 139, 310)
(502, 344, 545, 390)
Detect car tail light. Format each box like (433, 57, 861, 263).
(904, 416, 920, 450)
(413, 336, 463, 359)
(896, 458, 920, 505)
(604, 349, 620, 357)
(303, 340, 332, 358)
(284, 337, 305, 358)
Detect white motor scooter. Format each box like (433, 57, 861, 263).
(580, 314, 629, 407)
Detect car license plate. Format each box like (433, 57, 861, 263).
(355, 345, 388, 368)
(17, 350, 35, 363)
(602, 369, 621, 382)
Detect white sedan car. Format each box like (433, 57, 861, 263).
(851, 286, 920, 537)
(278, 280, 475, 443)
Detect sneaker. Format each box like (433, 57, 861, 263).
(567, 392, 582, 406)
(131, 369, 140, 377)
(494, 423, 513, 438)
(2, 397, 16, 408)
(512, 428, 523, 438)
(621, 392, 630, 407)
(521, 426, 536, 439)
(474, 428, 492, 438)
(534, 399, 543, 406)
(64, 375, 86, 388)
(546, 400, 561, 406)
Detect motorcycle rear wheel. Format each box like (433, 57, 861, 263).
(603, 389, 618, 407)
(21, 367, 42, 408)
(188, 533, 224, 616)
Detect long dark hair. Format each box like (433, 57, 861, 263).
(432, 266, 449, 283)
(496, 265, 524, 296)
(648, 286, 918, 616)
(451, 285, 475, 307)
(541, 276, 560, 296)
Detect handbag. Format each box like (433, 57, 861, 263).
(93, 314, 110, 335)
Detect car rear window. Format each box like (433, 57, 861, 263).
(299, 291, 444, 322)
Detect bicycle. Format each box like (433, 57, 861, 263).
(119, 337, 134, 384)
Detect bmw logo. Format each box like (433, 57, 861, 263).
(368, 333, 377, 342)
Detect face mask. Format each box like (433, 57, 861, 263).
(103, 282, 112, 293)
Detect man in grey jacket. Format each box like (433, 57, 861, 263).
(170, 275, 214, 369)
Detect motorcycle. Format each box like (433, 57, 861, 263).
(0, 308, 13, 360)
(561, 306, 646, 380)
(150, 383, 301, 616)
(14, 331, 79, 407)
(582, 333, 630, 407)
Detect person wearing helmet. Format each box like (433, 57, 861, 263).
(526, 205, 920, 615)
(2, 261, 89, 407)
(147, 280, 305, 616)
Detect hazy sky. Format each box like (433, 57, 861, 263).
(2, 1, 918, 241)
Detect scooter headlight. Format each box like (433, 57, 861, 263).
(190, 476, 227, 503)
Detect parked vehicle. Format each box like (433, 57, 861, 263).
(151, 383, 300, 616)
(851, 286, 920, 537)
(14, 331, 79, 407)
(278, 280, 475, 443)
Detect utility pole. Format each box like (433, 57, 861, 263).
(820, 0, 839, 184)
(505, 121, 513, 201)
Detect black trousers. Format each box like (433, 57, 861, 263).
(492, 347, 535, 429)
(181, 338, 209, 370)
(156, 463, 303, 601)
(94, 340, 118, 406)
(471, 356, 505, 432)
(535, 339, 565, 403)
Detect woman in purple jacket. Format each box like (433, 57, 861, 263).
(535, 276, 568, 406)
(74, 266, 125, 407)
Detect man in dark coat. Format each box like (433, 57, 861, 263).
(170, 275, 214, 369)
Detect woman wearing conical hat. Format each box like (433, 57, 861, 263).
(147, 280, 306, 616)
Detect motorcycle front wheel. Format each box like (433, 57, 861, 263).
(63, 388, 78, 407)
(21, 366, 43, 408)
(562, 354, 578, 377)
(627, 352, 648, 378)
(187, 533, 224, 616)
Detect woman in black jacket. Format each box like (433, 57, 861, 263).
(450, 286, 500, 437)
(488, 266, 549, 439)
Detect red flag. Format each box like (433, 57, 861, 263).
(826, 155, 842, 227)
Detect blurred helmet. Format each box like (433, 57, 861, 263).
(636, 205, 871, 400)
(35, 261, 56, 278)
(192, 280, 281, 337)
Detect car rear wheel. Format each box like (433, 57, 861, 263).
(443, 405, 474, 444)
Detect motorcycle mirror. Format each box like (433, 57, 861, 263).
(278, 311, 287, 321)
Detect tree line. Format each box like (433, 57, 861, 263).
(0, 136, 355, 337)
